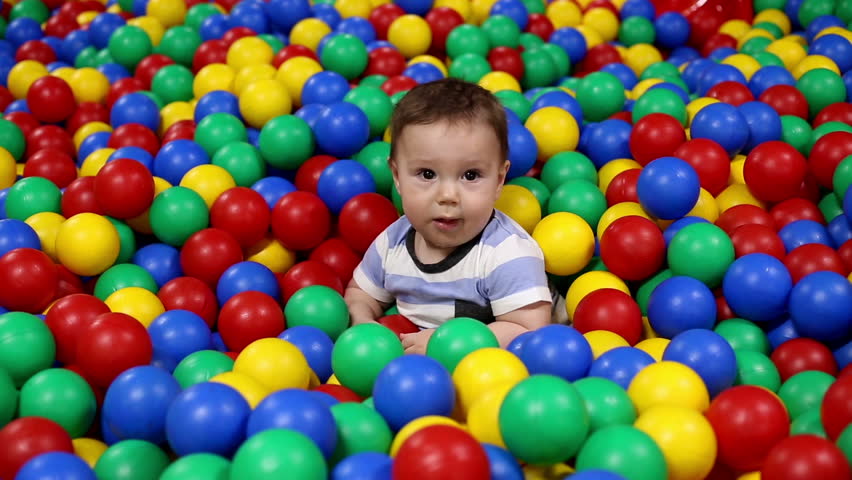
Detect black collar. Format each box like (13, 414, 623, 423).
(405, 211, 495, 273)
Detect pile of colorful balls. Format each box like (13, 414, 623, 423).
(0, 0, 851, 478)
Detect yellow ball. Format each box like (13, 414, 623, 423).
(388, 15, 432, 58)
(627, 361, 710, 414)
(765, 38, 807, 70)
(598, 158, 642, 193)
(290, 18, 333, 52)
(239, 78, 292, 129)
(477, 71, 522, 93)
(8, 60, 48, 99)
(194, 63, 236, 98)
(335, 0, 372, 18)
(50, 67, 76, 85)
(210, 372, 270, 408)
(532, 212, 595, 276)
(452, 347, 528, 416)
(69, 68, 110, 104)
(685, 188, 719, 223)
(276, 56, 324, 106)
(635, 337, 669, 362)
(128, 16, 165, 46)
(127, 176, 172, 234)
(634, 406, 717, 480)
(470, 0, 499, 24)
(791, 55, 840, 80)
(584, 330, 629, 359)
(0, 147, 15, 189)
(496, 184, 542, 235)
(233, 64, 278, 96)
(524, 106, 580, 161)
(327, 373, 341, 385)
(466, 382, 514, 448)
(631, 78, 662, 100)
(408, 55, 448, 76)
(715, 184, 765, 213)
(146, 0, 187, 28)
(566, 271, 630, 320)
(575, 25, 604, 49)
(56, 213, 120, 276)
(719, 19, 751, 39)
(582, 8, 619, 42)
(245, 234, 296, 274)
(73, 438, 108, 468)
(390, 416, 465, 456)
(160, 101, 194, 134)
(73, 122, 113, 151)
(77, 11, 99, 25)
(547, 0, 582, 29)
(753, 9, 791, 36)
(737, 29, 776, 49)
(434, 0, 471, 20)
(233, 337, 312, 391)
(721, 53, 762, 81)
(729, 155, 746, 185)
(596, 202, 651, 239)
(105, 287, 165, 328)
(25, 212, 66, 262)
(686, 97, 719, 126)
(227, 37, 274, 71)
(79, 148, 115, 177)
(624, 44, 663, 76)
(180, 164, 237, 208)
(814, 26, 852, 43)
(738, 473, 761, 480)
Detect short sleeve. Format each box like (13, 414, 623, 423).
(351, 231, 395, 304)
(482, 234, 552, 316)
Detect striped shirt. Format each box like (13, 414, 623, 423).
(352, 209, 553, 329)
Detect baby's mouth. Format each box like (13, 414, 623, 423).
(433, 218, 460, 230)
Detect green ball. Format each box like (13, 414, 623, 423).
(521, 0, 545, 14)
(546, 179, 608, 230)
(139, 90, 164, 110)
(19, 368, 95, 438)
(353, 141, 392, 198)
(75, 47, 99, 69)
(0, 312, 55, 387)
(390, 90, 408, 106)
(778, 370, 835, 419)
(184, 3, 221, 30)
(790, 407, 828, 437)
(231, 429, 327, 480)
(814, 121, 852, 144)
(619, 16, 656, 46)
(118, 0, 134, 12)
(212, 142, 266, 187)
(838, 0, 852, 23)
(519, 32, 544, 50)
(499, 375, 589, 465)
(734, 350, 782, 392)
(330, 402, 393, 463)
(820, 192, 844, 221)
(10, 0, 49, 23)
(0, 18, 5, 39)
(331, 323, 404, 397)
(713, 318, 770, 355)
(94, 440, 170, 480)
(753, 21, 783, 39)
(320, 34, 368, 80)
(636, 269, 674, 316)
(0, 118, 25, 160)
(575, 425, 668, 480)
(560, 76, 582, 92)
(156, 26, 202, 67)
(632, 87, 687, 126)
(151, 64, 194, 104)
(797, 68, 847, 119)
(508, 176, 550, 211)
(577, 72, 626, 122)
(481, 15, 521, 48)
(160, 454, 230, 480)
(4, 176, 62, 221)
(149, 186, 210, 247)
(495, 90, 531, 124)
(94, 49, 116, 68)
(258, 34, 284, 53)
(108, 26, 153, 70)
(195, 112, 248, 158)
(798, 0, 837, 28)
(94, 263, 158, 301)
(426, 317, 500, 373)
(574, 377, 637, 433)
(258, 114, 314, 170)
(173, 350, 235, 389)
(539, 43, 571, 79)
(359, 74, 388, 89)
(752, 51, 784, 67)
(448, 53, 492, 83)
(391, 182, 403, 214)
(521, 47, 557, 90)
(838, 423, 852, 466)
(362, 396, 374, 408)
(107, 217, 137, 265)
(741, 36, 773, 56)
(284, 285, 350, 341)
(344, 85, 393, 138)
(640, 62, 681, 82)
(446, 24, 490, 59)
(0, 368, 16, 426)
(540, 151, 597, 190)
(667, 222, 734, 287)
(781, 114, 813, 155)
(753, 0, 786, 11)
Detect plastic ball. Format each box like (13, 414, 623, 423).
(662, 329, 737, 397)
(761, 434, 850, 480)
(634, 406, 716, 480)
(574, 425, 667, 480)
(55, 212, 119, 276)
(636, 156, 700, 220)
(629, 113, 686, 166)
(771, 337, 838, 381)
(0, 315, 56, 390)
(532, 212, 595, 276)
(420, 317, 497, 374)
(647, 275, 716, 338)
(588, 346, 655, 390)
(25, 75, 75, 124)
(788, 271, 852, 343)
(627, 360, 710, 414)
(165, 382, 250, 457)
(573, 289, 642, 345)
(172, 350, 234, 389)
(217, 288, 284, 351)
(600, 215, 665, 281)
(238, 78, 292, 129)
(148, 310, 212, 371)
(370, 354, 453, 431)
(313, 102, 371, 158)
(329, 400, 393, 462)
(100, 366, 181, 445)
(393, 425, 488, 480)
(131, 243, 182, 288)
(332, 323, 403, 397)
(271, 191, 331, 251)
(18, 368, 95, 439)
(0, 248, 56, 314)
(667, 222, 734, 287)
(690, 102, 750, 156)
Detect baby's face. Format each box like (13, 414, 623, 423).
(391, 119, 509, 255)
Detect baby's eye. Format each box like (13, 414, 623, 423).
(418, 169, 436, 180)
(463, 170, 481, 181)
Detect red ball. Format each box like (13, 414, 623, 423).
(271, 191, 332, 251)
(272, 44, 319, 69)
(221, 26, 256, 47)
(731, 224, 785, 260)
(312, 383, 362, 402)
(66, 102, 109, 136)
(674, 138, 731, 196)
(369, 3, 406, 40)
(761, 435, 850, 480)
(0, 417, 74, 480)
(44, 293, 110, 365)
(573, 288, 642, 345)
(15, 40, 57, 64)
(838, 240, 852, 272)
(706, 80, 754, 106)
(381, 75, 418, 96)
(393, 425, 490, 480)
(338, 193, 399, 254)
(605, 168, 641, 206)
(218, 291, 285, 352)
(62, 176, 104, 217)
(75, 312, 153, 388)
(180, 228, 244, 287)
(809, 131, 852, 189)
(209, 187, 270, 248)
(365, 47, 407, 78)
(0, 86, 14, 112)
(770, 198, 825, 230)
(23, 148, 77, 189)
(134, 54, 175, 90)
(821, 374, 852, 440)
(524, 13, 554, 41)
(715, 294, 736, 322)
(784, 243, 847, 283)
(770, 337, 838, 381)
(157, 276, 219, 328)
(715, 204, 775, 236)
(424, 7, 464, 52)
(629, 113, 687, 166)
(162, 119, 196, 144)
(813, 102, 852, 128)
(487, 46, 524, 81)
(295, 155, 337, 193)
(378, 313, 420, 338)
(600, 215, 666, 281)
(759, 84, 809, 119)
(93, 158, 156, 219)
(59, 0, 104, 16)
(705, 385, 790, 472)
(308, 237, 362, 285)
(105, 77, 145, 110)
(576, 43, 621, 75)
(26, 75, 75, 124)
(700, 32, 737, 58)
(54, 264, 85, 299)
(26, 125, 75, 159)
(277, 260, 344, 304)
(5, 111, 41, 139)
(44, 12, 80, 39)
(743, 140, 808, 203)
(192, 39, 229, 73)
(0, 248, 57, 314)
(107, 123, 160, 157)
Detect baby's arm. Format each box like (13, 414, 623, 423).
(345, 278, 390, 325)
(491, 301, 551, 347)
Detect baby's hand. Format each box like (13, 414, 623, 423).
(400, 329, 434, 355)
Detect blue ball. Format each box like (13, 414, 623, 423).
(662, 329, 737, 397)
(267, 0, 313, 32)
(805, 15, 845, 42)
(690, 102, 750, 156)
(132, 0, 150, 16)
(0, 218, 41, 257)
(668, 46, 701, 65)
(111, 92, 160, 131)
(588, 346, 655, 390)
(211, 331, 228, 352)
(132, 243, 183, 288)
(294, 102, 328, 129)
(217, 260, 280, 304)
(531, 90, 584, 125)
(648, 276, 716, 338)
(789, 271, 852, 343)
(636, 156, 700, 220)
(373, 354, 455, 431)
(549, 28, 587, 65)
(581, 119, 632, 168)
(278, 325, 334, 382)
(779, 219, 834, 253)
(332, 452, 393, 480)
(600, 63, 639, 90)
(336, 17, 377, 45)
(314, 101, 370, 158)
(506, 121, 537, 179)
(490, 0, 529, 30)
(393, 0, 434, 16)
(148, 310, 213, 372)
(811, 34, 852, 73)
(681, 58, 714, 93)
(88, 13, 126, 49)
(5, 18, 44, 50)
(403, 62, 445, 84)
(707, 47, 737, 62)
(317, 159, 376, 214)
(767, 317, 799, 350)
(77, 131, 112, 166)
(60, 30, 91, 64)
(153, 139, 210, 186)
(482, 443, 524, 480)
(620, 0, 655, 20)
(833, 339, 852, 371)
(0, 57, 15, 87)
(97, 63, 131, 83)
(519, 324, 593, 381)
(301, 71, 351, 106)
(251, 176, 297, 209)
(570, 470, 628, 480)
(16, 452, 96, 480)
(654, 12, 689, 49)
(722, 253, 792, 324)
(828, 214, 852, 247)
(0, 189, 7, 220)
(663, 216, 710, 246)
(738, 101, 782, 152)
(248, 389, 338, 458)
(166, 382, 250, 456)
(108, 146, 154, 171)
(5, 99, 29, 115)
(748, 65, 796, 98)
(199, 14, 230, 42)
(102, 366, 182, 445)
(696, 63, 748, 97)
(195, 90, 241, 123)
(229, 1, 269, 33)
(312, 4, 342, 29)
(506, 330, 534, 358)
(366, 40, 395, 52)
